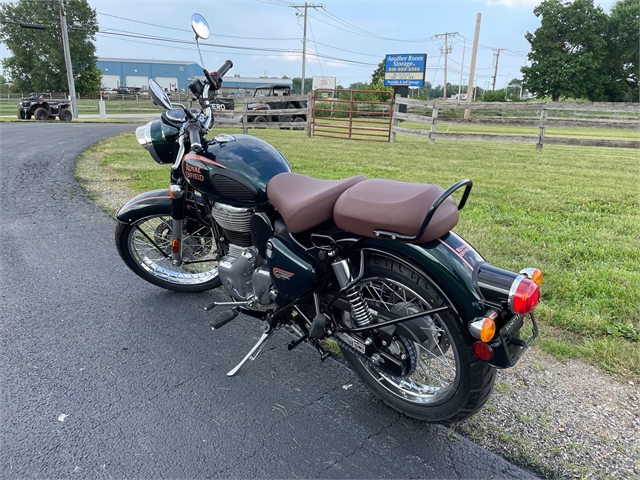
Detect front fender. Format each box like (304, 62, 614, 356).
(115, 189, 205, 224)
(359, 232, 486, 323)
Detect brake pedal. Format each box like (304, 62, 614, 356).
(210, 308, 239, 330)
(309, 313, 327, 340)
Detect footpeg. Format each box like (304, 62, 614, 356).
(210, 308, 238, 330)
(309, 313, 327, 340)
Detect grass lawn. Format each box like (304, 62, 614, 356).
(79, 126, 640, 377)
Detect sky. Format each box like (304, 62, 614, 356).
(1, 0, 620, 89)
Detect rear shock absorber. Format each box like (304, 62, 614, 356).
(332, 258, 373, 327)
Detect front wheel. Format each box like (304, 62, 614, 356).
(115, 214, 221, 292)
(34, 107, 49, 120)
(338, 253, 495, 424)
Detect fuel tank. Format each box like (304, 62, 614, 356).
(182, 134, 291, 207)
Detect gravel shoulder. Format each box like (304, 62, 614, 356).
(76, 138, 640, 480)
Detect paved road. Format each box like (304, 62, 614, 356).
(0, 122, 536, 479)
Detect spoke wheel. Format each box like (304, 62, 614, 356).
(339, 252, 495, 424)
(115, 214, 221, 292)
(358, 277, 459, 405)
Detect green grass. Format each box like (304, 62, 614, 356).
(79, 126, 640, 377)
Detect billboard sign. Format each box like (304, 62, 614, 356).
(312, 76, 336, 90)
(383, 54, 427, 87)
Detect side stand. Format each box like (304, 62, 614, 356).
(227, 331, 273, 377)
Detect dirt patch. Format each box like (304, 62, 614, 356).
(455, 349, 639, 479)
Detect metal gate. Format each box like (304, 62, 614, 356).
(311, 89, 394, 142)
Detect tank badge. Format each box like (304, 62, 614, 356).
(184, 153, 226, 169)
(214, 134, 236, 143)
(273, 268, 295, 281)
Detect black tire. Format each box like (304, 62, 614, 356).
(59, 108, 72, 121)
(253, 115, 267, 129)
(25, 112, 32, 120)
(115, 214, 221, 293)
(34, 107, 50, 121)
(17, 109, 25, 120)
(339, 252, 495, 424)
(292, 117, 306, 130)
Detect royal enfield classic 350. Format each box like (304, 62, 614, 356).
(115, 14, 542, 424)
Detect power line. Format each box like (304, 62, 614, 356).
(97, 11, 299, 41)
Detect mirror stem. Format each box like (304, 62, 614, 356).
(196, 38, 206, 69)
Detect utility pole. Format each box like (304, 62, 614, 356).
(465, 13, 481, 120)
(491, 48, 506, 91)
(432, 32, 458, 101)
(291, 3, 324, 95)
(58, 0, 78, 118)
(457, 37, 466, 101)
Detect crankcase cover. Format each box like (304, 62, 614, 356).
(182, 135, 291, 206)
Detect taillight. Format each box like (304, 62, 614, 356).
(509, 277, 540, 315)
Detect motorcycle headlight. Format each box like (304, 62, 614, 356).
(135, 120, 179, 164)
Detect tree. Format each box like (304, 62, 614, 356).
(521, 0, 609, 101)
(371, 59, 385, 84)
(292, 77, 313, 94)
(0, 0, 100, 95)
(606, 0, 639, 101)
(481, 89, 507, 102)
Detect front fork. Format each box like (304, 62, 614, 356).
(171, 198, 186, 266)
(170, 134, 187, 266)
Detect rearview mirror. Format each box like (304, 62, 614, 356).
(191, 14, 210, 40)
(148, 79, 172, 110)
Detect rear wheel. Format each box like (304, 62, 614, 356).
(34, 107, 49, 121)
(293, 117, 306, 130)
(338, 252, 495, 424)
(115, 214, 221, 292)
(59, 108, 72, 121)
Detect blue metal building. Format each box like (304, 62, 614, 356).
(97, 58, 292, 95)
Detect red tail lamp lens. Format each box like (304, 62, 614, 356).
(473, 341, 494, 361)
(511, 278, 540, 315)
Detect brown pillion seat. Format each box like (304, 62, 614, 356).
(334, 179, 459, 243)
(267, 173, 367, 233)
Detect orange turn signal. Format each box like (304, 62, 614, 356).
(520, 268, 543, 287)
(480, 318, 496, 343)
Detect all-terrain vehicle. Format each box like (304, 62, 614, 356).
(247, 84, 306, 129)
(17, 93, 73, 121)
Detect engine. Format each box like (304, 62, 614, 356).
(211, 203, 275, 306)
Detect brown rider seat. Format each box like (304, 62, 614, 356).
(333, 179, 459, 244)
(267, 172, 366, 233)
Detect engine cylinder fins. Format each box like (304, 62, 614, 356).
(211, 203, 253, 232)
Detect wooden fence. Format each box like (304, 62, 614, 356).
(210, 94, 311, 136)
(390, 98, 640, 149)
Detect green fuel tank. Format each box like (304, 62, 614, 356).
(182, 134, 292, 207)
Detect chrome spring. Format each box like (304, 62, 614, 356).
(345, 285, 373, 327)
(332, 258, 373, 328)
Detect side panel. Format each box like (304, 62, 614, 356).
(359, 232, 486, 323)
(115, 189, 204, 224)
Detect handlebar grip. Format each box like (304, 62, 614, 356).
(216, 60, 233, 78)
(186, 121, 202, 152)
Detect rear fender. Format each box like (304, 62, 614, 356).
(358, 232, 486, 323)
(115, 189, 206, 224)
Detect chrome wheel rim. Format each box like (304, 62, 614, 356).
(128, 215, 219, 285)
(356, 277, 461, 405)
